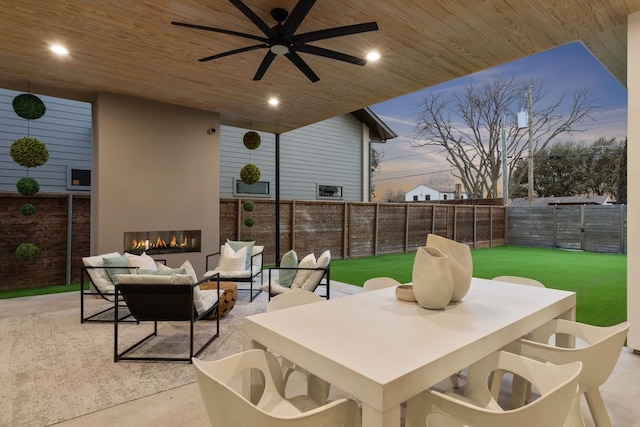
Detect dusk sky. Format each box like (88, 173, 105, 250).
(368, 42, 629, 200)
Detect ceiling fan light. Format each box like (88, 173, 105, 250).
(270, 44, 289, 55)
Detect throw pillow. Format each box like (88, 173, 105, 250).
(226, 240, 255, 270)
(218, 243, 248, 272)
(103, 255, 132, 285)
(301, 250, 331, 292)
(278, 250, 298, 288)
(125, 251, 157, 271)
(291, 253, 316, 289)
(82, 251, 121, 293)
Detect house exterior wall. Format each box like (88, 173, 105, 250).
(220, 113, 369, 202)
(0, 88, 92, 193)
(405, 185, 440, 202)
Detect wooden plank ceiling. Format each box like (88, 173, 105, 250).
(0, 0, 637, 133)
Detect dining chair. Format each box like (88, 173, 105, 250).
(501, 320, 629, 427)
(267, 291, 330, 404)
(192, 349, 361, 427)
(363, 277, 401, 291)
(492, 275, 545, 288)
(404, 350, 582, 427)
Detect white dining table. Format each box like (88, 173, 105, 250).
(243, 277, 576, 427)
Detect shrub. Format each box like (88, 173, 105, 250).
(10, 137, 49, 168)
(240, 163, 261, 185)
(243, 200, 255, 212)
(243, 131, 261, 150)
(16, 243, 39, 262)
(16, 177, 40, 196)
(12, 94, 46, 120)
(244, 217, 255, 227)
(19, 203, 36, 216)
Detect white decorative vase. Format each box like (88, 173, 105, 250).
(412, 246, 453, 310)
(426, 234, 473, 302)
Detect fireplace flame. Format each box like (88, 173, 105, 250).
(128, 232, 195, 252)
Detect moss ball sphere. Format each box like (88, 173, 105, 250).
(10, 137, 49, 168)
(243, 200, 255, 212)
(19, 203, 36, 216)
(240, 163, 261, 185)
(16, 243, 39, 262)
(16, 177, 40, 196)
(243, 131, 261, 150)
(12, 94, 46, 120)
(244, 217, 255, 227)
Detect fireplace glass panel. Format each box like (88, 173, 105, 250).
(124, 230, 201, 255)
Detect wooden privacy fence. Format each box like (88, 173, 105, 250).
(222, 199, 506, 264)
(506, 205, 627, 254)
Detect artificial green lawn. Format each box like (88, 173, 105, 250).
(330, 246, 627, 327)
(1, 246, 626, 327)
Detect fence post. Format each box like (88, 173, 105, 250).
(405, 204, 410, 253)
(66, 193, 73, 285)
(374, 203, 380, 256)
(343, 202, 348, 259)
(473, 205, 477, 249)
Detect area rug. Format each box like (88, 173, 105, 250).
(0, 291, 271, 427)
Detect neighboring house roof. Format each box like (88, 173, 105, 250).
(351, 107, 398, 142)
(509, 195, 612, 207)
(407, 184, 461, 195)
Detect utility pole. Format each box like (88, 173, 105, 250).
(501, 115, 508, 206)
(527, 86, 534, 206)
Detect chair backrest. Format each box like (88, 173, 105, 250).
(492, 275, 545, 287)
(363, 277, 401, 291)
(116, 274, 196, 321)
(267, 291, 323, 311)
(192, 349, 361, 427)
(524, 319, 630, 393)
(419, 351, 582, 427)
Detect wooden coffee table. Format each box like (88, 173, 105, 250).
(200, 281, 238, 318)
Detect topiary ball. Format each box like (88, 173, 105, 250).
(240, 163, 261, 185)
(16, 243, 39, 262)
(19, 203, 36, 216)
(16, 177, 40, 196)
(243, 200, 255, 212)
(12, 94, 46, 120)
(10, 137, 49, 168)
(243, 131, 261, 150)
(244, 217, 255, 227)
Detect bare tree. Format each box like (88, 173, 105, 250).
(413, 76, 600, 198)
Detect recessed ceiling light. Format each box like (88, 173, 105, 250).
(268, 97, 279, 106)
(366, 51, 380, 62)
(50, 44, 69, 55)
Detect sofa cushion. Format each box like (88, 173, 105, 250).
(278, 250, 298, 288)
(226, 240, 255, 270)
(82, 251, 121, 293)
(290, 253, 316, 289)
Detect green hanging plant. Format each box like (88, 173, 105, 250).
(243, 131, 261, 150)
(12, 94, 46, 120)
(10, 137, 49, 168)
(244, 217, 255, 227)
(16, 243, 39, 262)
(240, 163, 261, 185)
(243, 200, 255, 212)
(19, 203, 37, 216)
(16, 177, 40, 196)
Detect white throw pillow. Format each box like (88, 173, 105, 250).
(218, 243, 248, 272)
(125, 251, 157, 271)
(291, 253, 316, 289)
(179, 259, 209, 314)
(302, 250, 330, 292)
(82, 252, 121, 293)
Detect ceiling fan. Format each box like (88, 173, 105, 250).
(171, 0, 378, 82)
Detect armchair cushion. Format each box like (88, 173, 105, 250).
(279, 250, 298, 288)
(115, 273, 193, 285)
(218, 243, 248, 272)
(82, 251, 121, 293)
(226, 239, 255, 270)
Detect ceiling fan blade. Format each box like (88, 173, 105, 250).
(285, 51, 320, 82)
(295, 22, 378, 44)
(294, 44, 367, 66)
(229, 0, 276, 38)
(171, 21, 267, 43)
(253, 51, 277, 80)
(199, 44, 267, 62)
(282, 0, 317, 38)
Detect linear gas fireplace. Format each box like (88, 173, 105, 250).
(124, 230, 201, 255)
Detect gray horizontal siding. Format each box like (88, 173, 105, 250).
(220, 114, 364, 201)
(0, 88, 92, 193)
